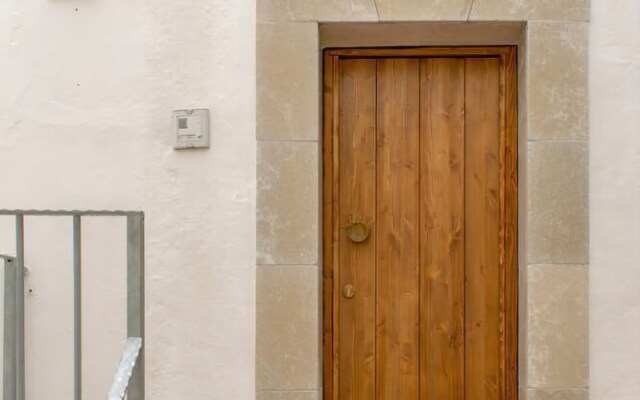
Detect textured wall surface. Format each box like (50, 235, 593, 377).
(0, 0, 256, 399)
(590, 1, 640, 399)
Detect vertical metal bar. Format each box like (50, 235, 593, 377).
(127, 213, 145, 400)
(73, 215, 82, 400)
(3, 257, 17, 400)
(15, 215, 25, 400)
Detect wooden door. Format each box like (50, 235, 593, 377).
(323, 48, 518, 400)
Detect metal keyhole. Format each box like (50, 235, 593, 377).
(342, 284, 356, 299)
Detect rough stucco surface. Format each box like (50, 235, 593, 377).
(0, 1, 256, 399)
(590, 1, 640, 399)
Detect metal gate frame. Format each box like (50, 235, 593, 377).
(0, 210, 145, 400)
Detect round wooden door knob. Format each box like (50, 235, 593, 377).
(342, 284, 356, 299)
(346, 222, 370, 243)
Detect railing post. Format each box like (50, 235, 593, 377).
(127, 213, 145, 400)
(3, 257, 17, 400)
(15, 215, 25, 400)
(73, 215, 82, 400)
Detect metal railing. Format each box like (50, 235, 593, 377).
(0, 210, 145, 400)
(1, 255, 17, 400)
(106, 337, 143, 400)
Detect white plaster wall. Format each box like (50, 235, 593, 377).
(0, 0, 256, 399)
(590, 1, 640, 399)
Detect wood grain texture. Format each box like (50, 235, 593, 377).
(464, 57, 503, 400)
(331, 55, 341, 400)
(322, 52, 335, 400)
(419, 58, 466, 400)
(375, 58, 421, 400)
(322, 52, 338, 400)
(323, 47, 518, 400)
(326, 47, 512, 58)
(337, 59, 377, 400)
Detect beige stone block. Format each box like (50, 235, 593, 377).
(258, 0, 378, 22)
(256, 266, 320, 390)
(470, 0, 589, 21)
(528, 388, 589, 400)
(376, 0, 472, 21)
(257, 22, 319, 141)
(257, 142, 319, 265)
(528, 265, 588, 387)
(518, 262, 529, 390)
(527, 142, 588, 264)
(528, 22, 588, 140)
(257, 391, 319, 400)
(319, 22, 525, 48)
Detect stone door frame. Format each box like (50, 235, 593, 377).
(257, 5, 589, 400)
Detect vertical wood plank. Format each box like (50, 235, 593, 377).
(337, 59, 377, 400)
(331, 55, 342, 400)
(419, 58, 466, 400)
(376, 58, 420, 400)
(322, 52, 335, 400)
(464, 58, 503, 400)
